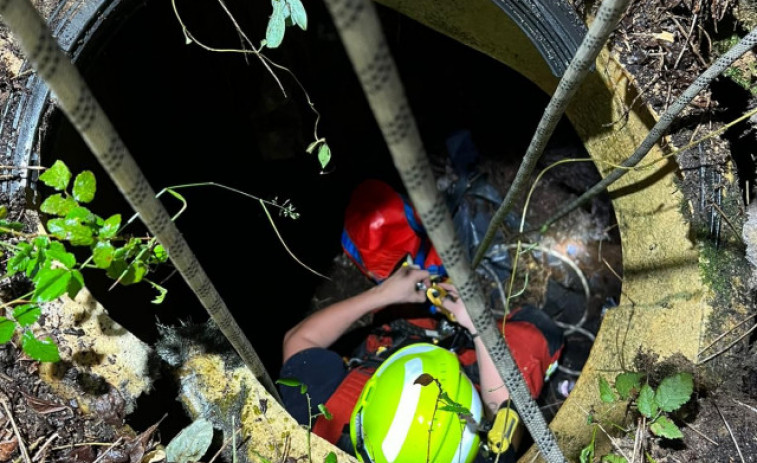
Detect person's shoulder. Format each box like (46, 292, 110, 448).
(278, 348, 348, 425)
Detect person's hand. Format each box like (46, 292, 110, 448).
(375, 266, 430, 306)
(436, 283, 476, 335)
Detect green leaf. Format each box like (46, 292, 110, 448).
(126, 261, 147, 285)
(266, 1, 287, 48)
(276, 378, 303, 388)
(579, 439, 594, 463)
(72, 171, 96, 203)
(287, 0, 307, 30)
(40, 194, 77, 216)
(439, 404, 471, 415)
(615, 372, 644, 400)
(99, 214, 121, 239)
(107, 259, 147, 286)
(67, 270, 84, 299)
(324, 452, 337, 463)
(21, 330, 60, 362)
(7, 242, 33, 277)
(147, 280, 168, 304)
(599, 376, 616, 403)
(645, 451, 659, 463)
(47, 207, 97, 247)
(0, 219, 25, 232)
(165, 419, 214, 463)
(300, 382, 308, 395)
(580, 426, 597, 463)
(32, 267, 71, 302)
(65, 206, 96, 224)
(638, 383, 658, 418)
(602, 455, 627, 463)
(93, 241, 116, 269)
(39, 160, 71, 191)
(655, 373, 693, 412)
(13, 304, 40, 327)
(0, 318, 16, 343)
(318, 403, 333, 420)
(151, 244, 169, 264)
(252, 451, 274, 463)
(649, 416, 683, 439)
(317, 143, 331, 169)
(46, 241, 76, 269)
(0, 205, 6, 219)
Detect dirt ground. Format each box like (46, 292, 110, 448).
(1, 0, 757, 462)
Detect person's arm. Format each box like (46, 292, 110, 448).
(437, 283, 509, 415)
(282, 267, 430, 363)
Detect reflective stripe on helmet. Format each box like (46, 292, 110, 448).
(374, 343, 436, 377)
(381, 357, 423, 462)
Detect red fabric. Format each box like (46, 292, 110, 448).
(313, 367, 374, 444)
(343, 179, 442, 281)
(499, 312, 562, 398)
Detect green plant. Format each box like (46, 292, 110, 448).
(582, 371, 695, 463)
(0, 160, 170, 361)
(276, 378, 334, 463)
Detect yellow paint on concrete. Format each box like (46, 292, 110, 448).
(38, 288, 152, 414)
(177, 352, 357, 463)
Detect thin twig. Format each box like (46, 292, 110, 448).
(90, 438, 123, 463)
(0, 165, 46, 170)
(472, 0, 631, 267)
(732, 398, 757, 415)
(698, 313, 757, 355)
(208, 427, 242, 463)
(713, 402, 745, 463)
(537, 27, 757, 232)
(31, 432, 58, 462)
(1, 399, 30, 463)
(684, 421, 718, 445)
(259, 200, 330, 280)
(709, 201, 743, 243)
(696, 322, 757, 364)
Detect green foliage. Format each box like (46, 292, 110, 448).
(602, 455, 627, 463)
(614, 372, 643, 400)
(21, 331, 60, 362)
(39, 160, 71, 191)
(1, 161, 171, 362)
(649, 416, 683, 439)
(592, 369, 695, 462)
(654, 373, 693, 413)
(637, 383, 658, 418)
(598, 376, 617, 403)
(324, 452, 337, 463)
(579, 426, 596, 463)
(317, 143, 331, 170)
(306, 139, 332, 170)
(0, 318, 16, 343)
(165, 418, 214, 463)
(265, 0, 308, 49)
(318, 403, 333, 420)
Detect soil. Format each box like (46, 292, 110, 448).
(1, 0, 757, 462)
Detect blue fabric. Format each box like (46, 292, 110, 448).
(278, 348, 347, 426)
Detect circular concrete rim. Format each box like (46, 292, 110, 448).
(0, 0, 726, 461)
(373, 0, 726, 460)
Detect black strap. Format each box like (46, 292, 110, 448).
(489, 0, 588, 77)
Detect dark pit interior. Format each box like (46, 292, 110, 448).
(37, 0, 622, 443)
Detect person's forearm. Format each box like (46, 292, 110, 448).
(282, 285, 390, 362)
(473, 336, 510, 416)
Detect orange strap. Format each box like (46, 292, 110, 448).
(312, 366, 375, 444)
